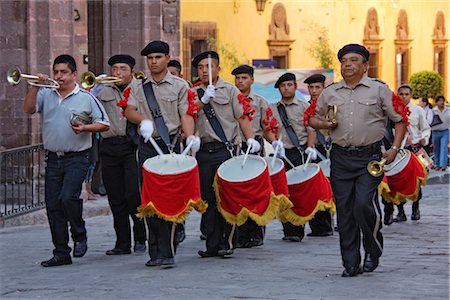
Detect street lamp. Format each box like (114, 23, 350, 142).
(255, 0, 267, 14)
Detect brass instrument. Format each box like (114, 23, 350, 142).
(325, 105, 337, 124)
(134, 71, 146, 80)
(367, 149, 407, 177)
(7, 67, 60, 88)
(80, 71, 122, 90)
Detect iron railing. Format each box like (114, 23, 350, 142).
(0, 144, 46, 219)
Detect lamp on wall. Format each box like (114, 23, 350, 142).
(255, 0, 267, 14)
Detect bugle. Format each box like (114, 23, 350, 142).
(80, 71, 121, 90)
(7, 67, 60, 88)
(134, 71, 147, 80)
(367, 149, 407, 177)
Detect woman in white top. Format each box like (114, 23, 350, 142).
(431, 95, 450, 171)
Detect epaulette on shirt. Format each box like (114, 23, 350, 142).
(324, 82, 336, 89)
(372, 78, 386, 85)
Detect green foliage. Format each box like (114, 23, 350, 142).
(307, 28, 336, 70)
(409, 71, 443, 99)
(206, 37, 246, 81)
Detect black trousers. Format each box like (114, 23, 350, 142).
(100, 137, 146, 250)
(197, 142, 237, 254)
(45, 151, 90, 258)
(281, 148, 306, 238)
(330, 143, 384, 269)
(383, 189, 421, 215)
(138, 137, 180, 260)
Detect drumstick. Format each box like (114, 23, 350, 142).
(303, 152, 313, 170)
(270, 134, 283, 169)
(181, 139, 194, 156)
(147, 136, 165, 156)
(241, 145, 251, 168)
(208, 54, 212, 86)
(282, 154, 297, 170)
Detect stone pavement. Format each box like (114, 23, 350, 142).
(0, 171, 449, 299)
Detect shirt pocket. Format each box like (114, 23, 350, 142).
(211, 96, 233, 121)
(158, 95, 179, 117)
(357, 97, 378, 120)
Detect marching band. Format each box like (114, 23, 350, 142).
(17, 42, 432, 277)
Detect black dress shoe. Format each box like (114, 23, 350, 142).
(384, 213, 394, 225)
(218, 249, 234, 256)
(105, 248, 132, 255)
(282, 236, 302, 242)
(411, 209, 421, 221)
(41, 256, 72, 267)
(133, 242, 146, 253)
(342, 267, 363, 277)
(236, 240, 252, 248)
(363, 253, 379, 272)
(250, 239, 264, 247)
(393, 213, 407, 222)
(161, 257, 175, 266)
(198, 250, 218, 258)
(145, 259, 162, 267)
(307, 231, 333, 237)
(73, 240, 87, 257)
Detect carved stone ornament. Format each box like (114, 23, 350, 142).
(268, 3, 290, 40)
(163, 0, 177, 3)
(433, 11, 446, 40)
(364, 8, 379, 40)
(163, 6, 177, 34)
(396, 9, 409, 40)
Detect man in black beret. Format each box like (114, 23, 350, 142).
(307, 43, 407, 277)
(191, 52, 260, 258)
(96, 54, 147, 257)
(125, 41, 199, 267)
(232, 64, 280, 249)
(269, 72, 318, 242)
(168, 59, 182, 77)
(303, 73, 334, 238)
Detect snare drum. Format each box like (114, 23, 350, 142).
(214, 155, 280, 226)
(279, 164, 335, 226)
(379, 150, 427, 205)
(138, 154, 207, 222)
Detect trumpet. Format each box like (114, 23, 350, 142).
(325, 105, 337, 124)
(80, 71, 122, 90)
(367, 149, 407, 177)
(7, 67, 60, 88)
(134, 71, 147, 80)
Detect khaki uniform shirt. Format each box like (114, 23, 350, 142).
(193, 78, 244, 144)
(269, 97, 314, 149)
(97, 79, 136, 139)
(239, 91, 270, 139)
(316, 76, 403, 147)
(127, 72, 188, 137)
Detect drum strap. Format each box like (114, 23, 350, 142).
(197, 89, 234, 152)
(142, 79, 172, 149)
(277, 103, 305, 159)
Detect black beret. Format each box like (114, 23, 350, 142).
(304, 74, 325, 84)
(192, 51, 219, 68)
(168, 60, 182, 70)
(108, 54, 136, 68)
(275, 72, 296, 88)
(231, 64, 254, 76)
(337, 44, 370, 62)
(140, 40, 170, 56)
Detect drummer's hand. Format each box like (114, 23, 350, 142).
(305, 147, 318, 160)
(383, 148, 398, 164)
(201, 85, 215, 104)
(140, 119, 154, 143)
(246, 138, 261, 154)
(186, 135, 201, 152)
(271, 140, 285, 158)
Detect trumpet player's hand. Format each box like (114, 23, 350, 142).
(323, 120, 337, 130)
(36, 73, 49, 85)
(383, 148, 398, 164)
(71, 122, 85, 134)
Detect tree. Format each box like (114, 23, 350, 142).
(409, 71, 443, 99)
(306, 28, 337, 70)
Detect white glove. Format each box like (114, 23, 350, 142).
(186, 135, 201, 152)
(201, 85, 215, 104)
(140, 119, 154, 143)
(246, 138, 261, 154)
(272, 140, 285, 158)
(305, 147, 318, 161)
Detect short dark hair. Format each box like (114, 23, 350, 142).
(53, 54, 77, 72)
(397, 84, 412, 93)
(435, 95, 445, 102)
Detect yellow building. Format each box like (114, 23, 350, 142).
(180, 0, 449, 98)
